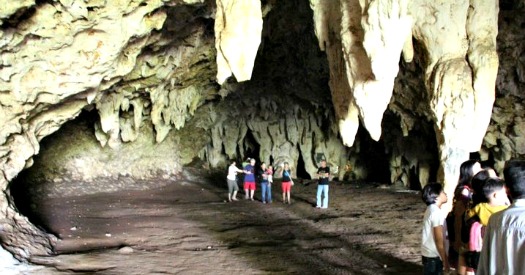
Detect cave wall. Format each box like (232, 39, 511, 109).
(14, 113, 187, 199)
(0, 0, 218, 261)
(482, 0, 525, 171)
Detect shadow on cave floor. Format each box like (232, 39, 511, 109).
(25, 170, 424, 274)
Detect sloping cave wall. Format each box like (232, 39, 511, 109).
(0, 0, 522, 263)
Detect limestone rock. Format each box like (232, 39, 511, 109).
(311, 0, 498, 206)
(215, 0, 263, 84)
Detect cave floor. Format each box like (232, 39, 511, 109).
(24, 172, 424, 274)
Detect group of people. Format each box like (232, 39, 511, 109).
(226, 157, 331, 208)
(421, 159, 525, 274)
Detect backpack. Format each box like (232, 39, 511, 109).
(464, 220, 484, 269)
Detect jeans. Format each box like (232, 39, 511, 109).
(316, 184, 329, 208)
(261, 182, 272, 202)
(422, 256, 443, 275)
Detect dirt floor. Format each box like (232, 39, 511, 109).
(16, 170, 426, 274)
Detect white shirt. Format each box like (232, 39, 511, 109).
(227, 165, 240, 181)
(421, 204, 446, 258)
(477, 199, 525, 274)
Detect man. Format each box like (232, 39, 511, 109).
(243, 158, 256, 201)
(316, 160, 330, 209)
(477, 160, 525, 274)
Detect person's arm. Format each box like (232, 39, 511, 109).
(433, 225, 450, 271)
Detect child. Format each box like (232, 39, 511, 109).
(467, 177, 509, 225)
(267, 165, 273, 185)
(421, 183, 450, 274)
(463, 178, 509, 271)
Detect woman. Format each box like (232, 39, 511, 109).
(450, 159, 481, 275)
(226, 160, 243, 202)
(279, 162, 293, 204)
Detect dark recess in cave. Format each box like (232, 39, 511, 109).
(242, 129, 261, 164)
(409, 167, 421, 190)
(356, 126, 391, 184)
(9, 109, 100, 235)
(296, 147, 311, 179)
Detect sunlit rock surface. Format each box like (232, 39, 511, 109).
(0, 0, 522, 264)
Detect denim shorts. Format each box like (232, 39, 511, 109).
(422, 256, 443, 275)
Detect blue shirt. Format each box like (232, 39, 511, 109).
(244, 164, 255, 182)
(282, 169, 291, 182)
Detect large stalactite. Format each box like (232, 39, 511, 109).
(309, 0, 499, 210)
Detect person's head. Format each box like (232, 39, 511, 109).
(422, 183, 448, 206)
(284, 162, 289, 169)
(267, 165, 273, 171)
(503, 160, 525, 199)
(260, 162, 266, 169)
(471, 169, 496, 205)
(230, 160, 236, 166)
(250, 158, 256, 165)
(458, 159, 482, 187)
(320, 160, 327, 167)
(479, 178, 507, 205)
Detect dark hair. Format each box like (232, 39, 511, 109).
(422, 183, 443, 205)
(471, 170, 493, 205)
(479, 178, 506, 203)
(503, 160, 525, 199)
(458, 160, 479, 187)
(455, 160, 479, 197)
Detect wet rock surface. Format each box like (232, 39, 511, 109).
(16, 170, 423, 274)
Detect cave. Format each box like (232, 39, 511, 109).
(0, 0, 524, 273)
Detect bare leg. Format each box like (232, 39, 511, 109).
(250, 190, 254, 200)
(282, 193, 286, 203)
(457, 255, 467, 275)
(245, 189, 249, 199)
(287, 191, 291, 204)
(232, 190, 238, 201)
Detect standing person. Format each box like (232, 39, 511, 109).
(449, 159, 481, 274)
(259, 162, 272, 204)
(226, 160, 243, 202)
(243, 158, 256, 200)
(462, 177, 509, 272)
(316, 160, 330, 209)
(421, 183, 450, 275)
(477, 160, 525, 274)
(279, 162, 293, 204)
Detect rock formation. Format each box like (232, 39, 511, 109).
(0, 0, 523, 264)
(309, 0, 499, 210)
(215, 0, 263, 84)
